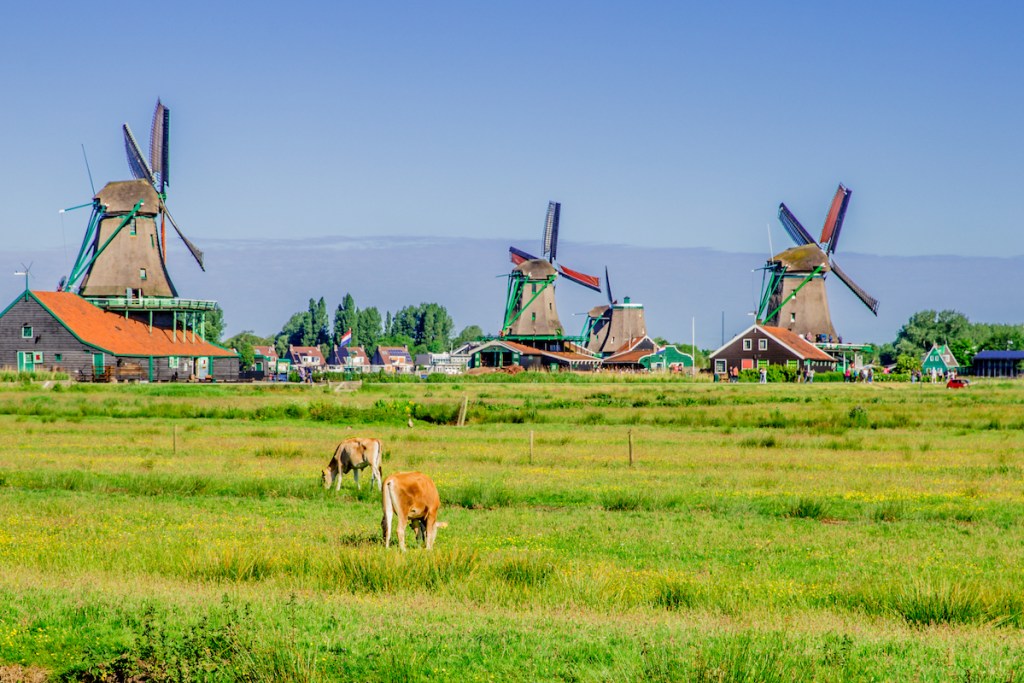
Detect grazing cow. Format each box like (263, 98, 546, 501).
(381, 471, 446, 551)
(321, 437, 383, 491)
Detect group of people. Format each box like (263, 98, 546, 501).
(844, 366, 873, 382)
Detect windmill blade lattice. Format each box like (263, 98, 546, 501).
(778, 204, 817, 246)
(149, 100, 170, 193)
(542, 201, 560, 262)
(123, 124, 155, 186)
(828, 258, 878, 314)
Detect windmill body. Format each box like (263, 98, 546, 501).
(78, 180, 177, 298)
(759, 184, 878, 342)
(584, 268, 648, 355)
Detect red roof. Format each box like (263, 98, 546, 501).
(32, 291, 236, 357)
(761, 326, 836, 361)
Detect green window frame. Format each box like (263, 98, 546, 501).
(129, 220, 137, 236)
(168, 356, 179, 369)
(21, 325, 32, 338)
(757, 360, 768, 369)
(55, 353, 63, 362)
(786, 360, 798, 369)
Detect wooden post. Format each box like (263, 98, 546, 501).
(628, 429, 634, 467)
(457, 394, 469, 427)
(529, 430, 534, 465)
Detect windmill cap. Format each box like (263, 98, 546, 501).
(95, 180, 160, 215)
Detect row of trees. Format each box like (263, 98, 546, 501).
(223, 295, 484, 369)
(879, 310, 1024, 370)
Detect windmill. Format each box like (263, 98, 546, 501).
(583, 267, 648, 354)
(757, 184, 879, 341)
(501, 202, 602, 340)
(67, 99, 205, 301)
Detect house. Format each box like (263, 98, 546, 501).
(468, 339, 601, 372)
(327, 344, 370, 372)
(414, 351, 470, 375)
(0, 290, 238, 381)
(600, 336, 661, 371)
(251, 345, 280, 379)
(709, 323, 837, 378)
(921, 344, 960, 376)
(373, 346, 414, 373)
(971, 350, 1024, 378)
(638, 345, 694, 372)
(286, 345, 326, 372)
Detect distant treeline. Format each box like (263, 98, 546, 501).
(223, 294, 483, 367)
(879, 309, 1024, 370)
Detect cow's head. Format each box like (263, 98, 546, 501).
(321, 467, 333, 489)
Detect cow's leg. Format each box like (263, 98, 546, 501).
(424, 509, 438, 550)
(354, 468, 361, 490)
(335, 468, 343, 491)
(396, 513, 408, 552)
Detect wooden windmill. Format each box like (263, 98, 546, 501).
(584, 267, 648, 354)
(758, 184, 879, 340)
(501, 202, 602, 340)
(68, 99, 205, 300)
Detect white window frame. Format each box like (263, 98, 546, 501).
(758, 338, 768, 351)
(742, 338, 752, 351)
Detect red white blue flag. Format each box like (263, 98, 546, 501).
(339, 329, 352, 348)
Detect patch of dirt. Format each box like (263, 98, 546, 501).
(0, 665, 49, 683)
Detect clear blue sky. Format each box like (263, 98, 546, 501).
(3, 1, 1023, 266)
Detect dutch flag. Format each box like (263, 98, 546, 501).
(339, 329, 353, 348)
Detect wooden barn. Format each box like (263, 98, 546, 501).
(0, 290, 238, 381)
(709, 323, 837, 377)
(468, 339, 601, 371)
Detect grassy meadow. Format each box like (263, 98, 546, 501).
(0, 377, 1022, 681)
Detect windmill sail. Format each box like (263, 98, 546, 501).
(163, 206, 205, 271)
(150, 100, 170, 193)
(123, 124, 155, 186)
(557, 264, 601, 292)
(819, 184, 851, 254)
(778, 204, 816, 247)
(542, 201, 560, 262)
(510, 246, 539, 265)
(829, 258, 879, 314)
(605, 266, 613, 304)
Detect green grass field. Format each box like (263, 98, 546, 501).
(0, 378, 1022, 681)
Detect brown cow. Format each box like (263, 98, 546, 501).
(381, 471, 445, 551)
(321, 437, 383, 491)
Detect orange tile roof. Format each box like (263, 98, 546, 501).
(32, 291, 237, 358)
(761, 326, 836, 361)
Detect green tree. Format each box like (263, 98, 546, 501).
(357, 307, 383, 356)
(334, 293, 358, 346)
(307, 297, 330, 347)
(204, 306, 226, 344)
(452, 325, 484, 348)
(224, 331, 271, 369)
(895, 353, 921, 374)
(275, 311, 311, 356)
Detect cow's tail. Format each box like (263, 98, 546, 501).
(382, 478, 397, 547)
(372, 439, 384, 490)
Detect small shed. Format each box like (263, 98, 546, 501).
(921, 344, 960, 375)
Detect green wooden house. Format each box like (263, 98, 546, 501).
(921, 344, 960, 374)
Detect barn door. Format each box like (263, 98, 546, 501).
(17, 351, 34, 372)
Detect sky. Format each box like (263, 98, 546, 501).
(1, 2, 1022, 340)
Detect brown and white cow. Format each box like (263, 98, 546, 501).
(381, 471, 445, 551)
(321, 437, 383, 491)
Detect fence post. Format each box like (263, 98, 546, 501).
(173, 425, 177, 456)
(628, 429, 634, 467)
(530, 430, 534, 465)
